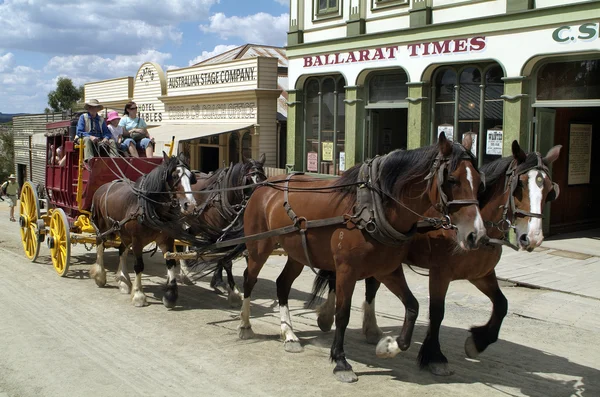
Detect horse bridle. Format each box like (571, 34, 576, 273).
(424, 152, 480, 229)
(491, 153, 559, 232)
(163, 159, 191, 208)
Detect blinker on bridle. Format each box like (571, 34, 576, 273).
(424, 152, 480, 228)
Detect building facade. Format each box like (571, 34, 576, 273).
(85, 45, 288, 172)
(286, 0, 600, 234)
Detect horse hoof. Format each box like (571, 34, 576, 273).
(238, 326, 255, 340)
(228, 291, 243, 308)
(132, 292, 147, 307)
(364, 328, 383, 345)
(284, 340, 303, 353)
(334, 370, 358, 383)
(376, 336, 400, 358)
(429, 362, 454, 376)
(162, 296, 176, 309)
(464, 336, 480, 359)
(179, 274, 194, 285)
(118, 281, 131, 294)
(90, 265, 106, 287)
(317, 315, 333, 332)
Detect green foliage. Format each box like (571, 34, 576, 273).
(47, 77, 83, 112)
(0, 127, 15, 184)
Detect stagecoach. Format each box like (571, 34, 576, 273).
(18, 116, 172, 276)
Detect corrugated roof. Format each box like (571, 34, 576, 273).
(196, 44, 288, 68)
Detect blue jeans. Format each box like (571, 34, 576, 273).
(120, 137, 152, 151)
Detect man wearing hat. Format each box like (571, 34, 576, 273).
(76, 99, 118, 161)
(1, 174, 19, 222)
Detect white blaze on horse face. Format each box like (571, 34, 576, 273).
(519, 169, 545, 248)
(177, 166, 196, 211)
(465, 164, 485, 241)
(251, 174, 259, 185)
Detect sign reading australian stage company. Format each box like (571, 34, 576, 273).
(168, 66, 256, 89)
(303, 36, 486, 67)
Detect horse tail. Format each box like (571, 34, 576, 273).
(307, 269, 335, 308)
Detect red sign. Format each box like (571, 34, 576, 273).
(302, 36, 486, 68)
(307, 152, 318, 172)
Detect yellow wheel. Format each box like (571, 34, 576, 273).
(48, 208, 71, 277)
(19, 181, 42, 261)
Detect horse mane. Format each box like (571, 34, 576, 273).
(478, 152, 540, 206)
(136, 155, 178, 200)
(335, 142, 476, 203)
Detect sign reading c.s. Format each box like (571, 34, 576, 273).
(552, 23, 599, 43)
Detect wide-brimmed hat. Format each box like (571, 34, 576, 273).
(9, 174, 16, 179)
(106, 111, 121, 123)
(84, 99, 104, 111)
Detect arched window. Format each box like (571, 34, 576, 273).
(368, 72, 408, 103)
(434, 68, 457, 140)
(537, 59, 600, 100)
(304, 75, 346, 175)
(229, 131, 240, 164)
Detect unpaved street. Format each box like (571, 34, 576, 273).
(0, 205, 599, 397)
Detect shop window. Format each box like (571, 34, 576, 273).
(229, 131, 240, 164)
(432, 64, 504, 164)
(434, 68, 457, 140)
(537, 59, 600, 100)
(368, 72, 408, 103)
(304, 75, 346, 175)
(241, 131, 252, 160)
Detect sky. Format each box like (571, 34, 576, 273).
(0, 0, 289, 114)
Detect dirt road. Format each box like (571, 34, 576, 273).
(0, 205, 598, 397)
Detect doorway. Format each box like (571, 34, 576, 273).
(535, 107, 600, 235)
(200, 147, 219, 173)
(366, 109, 408, 158)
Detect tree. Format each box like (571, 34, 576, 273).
(47, 77, 82, 112)
(0, 126, 15, 184)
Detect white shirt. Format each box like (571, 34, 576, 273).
(107, 124, 124, 141)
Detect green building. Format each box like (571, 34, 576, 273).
(286, 0, 600, 234)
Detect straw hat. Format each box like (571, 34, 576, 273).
(84, 99, 104, 111)
(9, 174, 16, 179)
(106, 111, 121, 123)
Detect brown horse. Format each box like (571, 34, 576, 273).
(312, 140, 562, 376)
(90, 153, 198, 307)
(179, 154, 267, 305)
(238, 133, 486, 382)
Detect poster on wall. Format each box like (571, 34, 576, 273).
(568, 123, 592, 185)
(437, 124, 454, 141)
(339, 152, 346, 172)
(307, 151, 318, 172)
(322, 141, 334, 162)
(462, 132, 478, 157)
(486, 129, 503, 155)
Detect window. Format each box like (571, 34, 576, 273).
(229, 131, 240, 164)
(317, 0, 338, 15)
(242, 131, 252, 160)
(304, 75, 346, 175)
(537, 59, 600, 101)
(432, 64, 504, 164)
(368, 72, 408, 104)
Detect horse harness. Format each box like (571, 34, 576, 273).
(280, 152, 478, 274)
(486, 153, 559, 250)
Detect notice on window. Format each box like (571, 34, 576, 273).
(307, 151, 318, 172)
(568, 123, 592, 185)
(486, 129, 503, 155)
(322, 141, 334, 162)
(462, 132, 477, 157)
(339, 151, 346, 172)
(437, 124, 454, 141)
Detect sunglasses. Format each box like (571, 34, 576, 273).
(129, 107, 138, 110)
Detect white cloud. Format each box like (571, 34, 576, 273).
(0, 0, 218, 55)
(0, 50, 173, 113)
(200, 13, 288, 46)
(274, 0, 288, 5)
(188, 44, 239, 66)
(0, 52, 15, 73)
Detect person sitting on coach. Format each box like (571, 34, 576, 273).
(75, 99, 118, 162)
